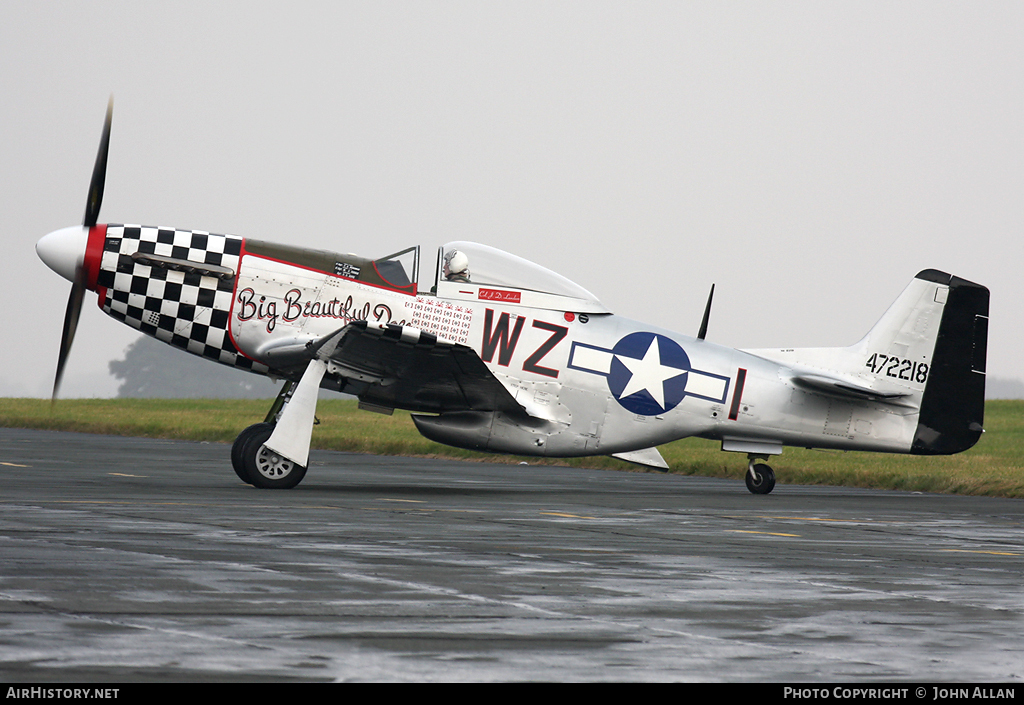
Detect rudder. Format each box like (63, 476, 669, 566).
(911, 269, 989, 455)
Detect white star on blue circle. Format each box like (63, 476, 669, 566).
(608, 332, 691, 415)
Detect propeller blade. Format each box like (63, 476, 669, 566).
(54, 98, 113, 401)
(52, 265, 87, 402)
(83, 96, 113, 228)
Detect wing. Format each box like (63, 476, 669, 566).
(263, 321, 526, 417)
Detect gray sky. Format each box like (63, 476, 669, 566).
(2, 2, 1021, 398)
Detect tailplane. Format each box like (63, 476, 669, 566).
(746, 269, 989, 455)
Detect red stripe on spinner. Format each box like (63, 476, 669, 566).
(83, 224, 107, 291)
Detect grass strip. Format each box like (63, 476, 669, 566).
(1, 398, 1021, 498)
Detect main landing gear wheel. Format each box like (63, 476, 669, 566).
(241, 424, 307, 490)
(745, 462, 776, 495)
(231, 422, 273, 485)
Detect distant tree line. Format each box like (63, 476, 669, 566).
(109, 335, 280, 398)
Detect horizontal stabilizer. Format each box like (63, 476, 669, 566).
(790, 372, 912, 403)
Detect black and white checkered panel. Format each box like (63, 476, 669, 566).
(97, 225, 269, 375)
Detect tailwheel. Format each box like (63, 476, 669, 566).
(745, 461, 776, 495)
(231, 422, 273, 485)
(241, 424, 307, 490)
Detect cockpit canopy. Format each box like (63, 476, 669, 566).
(437, 241, 609, 313)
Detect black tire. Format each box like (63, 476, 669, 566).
(241, 425, 308, 490)
(745, 463, 776, 495)
(231, 423, 274, 485)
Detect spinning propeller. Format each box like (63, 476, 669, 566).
(36, 97, 113, 401)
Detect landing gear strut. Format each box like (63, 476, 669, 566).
(745, 455, 776, 495)
(230, 380, 308, 489)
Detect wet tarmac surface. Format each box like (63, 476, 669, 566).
(0, 428, 1021, 682)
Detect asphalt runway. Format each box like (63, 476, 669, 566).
(0, 428, 1021, 682)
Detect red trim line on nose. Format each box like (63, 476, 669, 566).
(84, 224, 106, 291)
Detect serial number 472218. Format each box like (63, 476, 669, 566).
(865, 353, 929, 383)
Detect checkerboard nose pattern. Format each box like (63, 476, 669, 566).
(97, 225, 267, 374)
